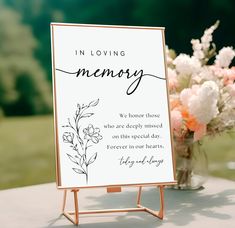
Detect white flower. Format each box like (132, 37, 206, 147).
(188, 81, 219, 124)
(227, 84, 235, 97)
(215, 47, 235, 68)
(191, 39, 204, 59)
(201, 21, 219, 50)
(168, 67, 177, 78)
(191, 39, 202, 50)
(218, 110, 235, 129)
(165, 45, 173, 65)
(167, 68, 178, 90)
(180, 85, 199, 107)
(201, 30, 212, 50)
(196, 66, 216, 82)
(180, 88, 193, 107)
(173, 54, 201, 75)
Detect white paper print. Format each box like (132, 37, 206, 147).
(51, 23, 175, 188)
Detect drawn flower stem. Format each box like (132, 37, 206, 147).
(62, 99, 101, 184)
(75, 119, 83, 148)
(84, 139, 90, 183)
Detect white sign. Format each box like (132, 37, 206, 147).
(51, 23, 175, 188)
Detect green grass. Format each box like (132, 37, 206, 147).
(0, 115, 55, 190)
(0, 116, 234, 190)
(203, 133, 235, 180)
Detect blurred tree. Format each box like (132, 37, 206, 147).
(1, 0, 235, 116)
(0, 5, 52, 115)
(3, 0, 136, 81)
(4, 0, 235, 83)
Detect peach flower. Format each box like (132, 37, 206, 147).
(168, 68, 178, 91)
(171, 110, 183, 136)
(180, 106, 207, 141)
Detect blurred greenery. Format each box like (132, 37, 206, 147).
(0, 4, 52, 115)
(0, 0, 234, 189)
(0, 116, 234, 190)
(204, 133, 235, 180)
(0, 0, 235, 115)
(0, 116, 55, 190)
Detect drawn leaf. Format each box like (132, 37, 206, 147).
(67, 154, 78, 164)
(77, 103, 81, 112)
(89, 99, 99, 107)
(88, 153, 97, 165)
(72, 168, 85, 174)
(82, 113, 94, 118)
(80, 154, 86, 166)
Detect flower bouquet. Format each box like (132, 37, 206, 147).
(167, 21, 235, 189)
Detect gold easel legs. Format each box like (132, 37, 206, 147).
(63, 189, 80, 224)
(62, 185, 164, 225)
(136, 186, 164, 219)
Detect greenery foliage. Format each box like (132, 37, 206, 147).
(0, 116, 55, 190)
(0, 0, 235, 116)
(0, 4, 52, 115)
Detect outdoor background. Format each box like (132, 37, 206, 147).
(0, 0, 235, 190)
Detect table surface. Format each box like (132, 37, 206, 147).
(0, 177, 235, 228)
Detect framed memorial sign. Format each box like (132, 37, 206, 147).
(51, 23, 176, 189)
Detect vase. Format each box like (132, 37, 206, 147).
(173, 137, 208, 190)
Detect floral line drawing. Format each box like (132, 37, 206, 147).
(62, 99, 102, 183)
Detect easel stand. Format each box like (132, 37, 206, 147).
(62, 185, 165, 225)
